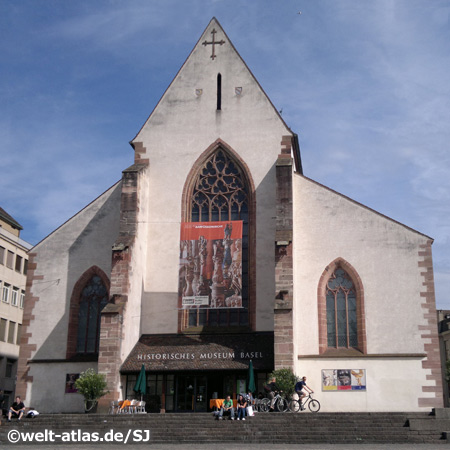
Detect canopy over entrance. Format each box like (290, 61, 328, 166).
(121, 332, 274, 372)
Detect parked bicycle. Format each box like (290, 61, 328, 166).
(259, 392, 289, 412)
(289, 392, 320, 413)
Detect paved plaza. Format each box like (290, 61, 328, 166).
(6, 444, 448, 450)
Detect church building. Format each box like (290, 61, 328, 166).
(16, 18, 442, 413)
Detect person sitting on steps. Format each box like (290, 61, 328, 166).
(218, 395, 235, 420)
(8, 396, 26, 422)
(236, 394, 247, 420)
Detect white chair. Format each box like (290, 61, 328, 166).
(108, 400, 120, 414)
(128, 399, 138, 414)
(137, 400, 146, 413)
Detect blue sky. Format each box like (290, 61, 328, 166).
(1, 0, 449, 308)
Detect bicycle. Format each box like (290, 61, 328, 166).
(259, 391, 289, 413)
(289, 393, 320, 413)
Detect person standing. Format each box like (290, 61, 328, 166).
(267, 377, 280, 410)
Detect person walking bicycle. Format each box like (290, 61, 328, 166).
(266, 377, 281, 411)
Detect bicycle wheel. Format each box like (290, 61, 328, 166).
(276, 397, 289, 412)
(308, 399, 320, 413)
(289, 399, 301, 413)
(260, 398, 270, 412)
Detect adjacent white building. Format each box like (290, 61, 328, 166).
(0, 207, 31, 408)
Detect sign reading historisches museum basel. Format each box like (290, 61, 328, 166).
(121, 333, 275, 372)
(137, 350, 264, 362)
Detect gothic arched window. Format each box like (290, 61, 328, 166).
(183, 147, 252, 329)
(76, 275, 109, 354)
(326, 268, 357, 348)
(318, 259, 366, 354)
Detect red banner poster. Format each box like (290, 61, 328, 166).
(179, 221, 243, 309)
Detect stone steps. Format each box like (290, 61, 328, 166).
(0, 412, 447, 444)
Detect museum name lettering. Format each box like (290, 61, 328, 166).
(137, 351, 263, 361)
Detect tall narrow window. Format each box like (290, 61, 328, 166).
(0, 318, 7, 341)
(326, 268, 357, 348)
(76, 275, 108, 354)
(15, 255, 22, 272)
(2, 283, 10, 303)
(184, 148, 250, 329)
(11, 287, 18, 307)
(217, 73, 222, 110)
(8, 321, 16, 344)
(6, 251, 13, 269)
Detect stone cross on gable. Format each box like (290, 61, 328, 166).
(202, 28, 225, 60)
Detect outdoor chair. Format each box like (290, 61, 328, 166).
(128, 399, 138, 414)
(108, 400, 120, 415)
(136, 400, 146, 413)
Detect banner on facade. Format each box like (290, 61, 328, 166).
(321, 369, 366, 391)
(179, 221, 243, 309)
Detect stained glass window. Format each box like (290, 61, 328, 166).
(76, 275, 109, 353)
(186, 149, 249, 328)
(326, 268, 358, 348)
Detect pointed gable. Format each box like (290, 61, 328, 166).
(132, 17, 292, 153)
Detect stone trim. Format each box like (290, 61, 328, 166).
(130, 141, 149, 166)
(179, 139, 257, 331)
(15, 252, 40, 399)
(66, 266, 111, 359)
(317, 258, 367, 355)
(274, 309, 293, 369)
(417, 240, 443, 408)
(97, 164, 143, 411)
(97, 306, 124, 413)
(298, 353, 427, 359)
(274, 136, 294, 370)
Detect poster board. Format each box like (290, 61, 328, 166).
(322, 369, 366, 391)
(179, 221, 243, 309)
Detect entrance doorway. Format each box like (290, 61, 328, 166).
(176, 375, 207, 412)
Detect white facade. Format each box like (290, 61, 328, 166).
(133, 21, 291, 335)
(292, 175, 437, 411)
(20, 183, 121, 410)
(16, 18, 442, 414)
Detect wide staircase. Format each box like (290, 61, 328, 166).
(1, 411, 449, 444)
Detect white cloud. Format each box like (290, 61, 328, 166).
(1, 0, 449, 306)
